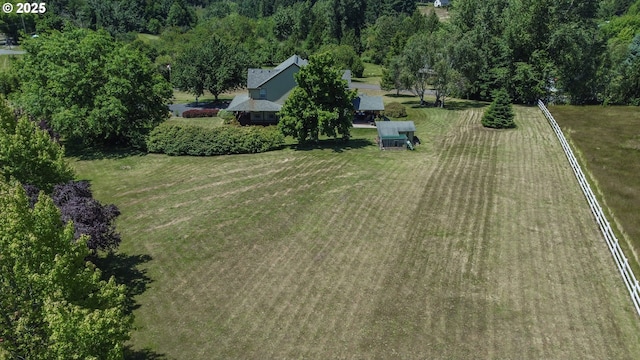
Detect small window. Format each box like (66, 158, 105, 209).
(259, 89, 267, 99)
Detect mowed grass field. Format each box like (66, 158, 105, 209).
(550, 105, 640, 271)
(71, 105, 640, 359)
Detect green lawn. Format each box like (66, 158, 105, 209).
(550, 105, 640, 272)
(136, 33, 160, 43)
(69, 104, 640, 359)
(171, 90, 237, 105)
(353, 62, 383, 86)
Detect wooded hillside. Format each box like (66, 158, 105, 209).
(2, 0, 640, 105)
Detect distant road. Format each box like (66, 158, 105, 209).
(0, 49, 25, 55)
(350, 82, 381, 91)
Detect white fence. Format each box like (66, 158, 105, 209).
(538, 100, 640, 317)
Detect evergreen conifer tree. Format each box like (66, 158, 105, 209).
(482, 89, 516, 129)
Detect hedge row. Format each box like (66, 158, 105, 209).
(147, 123, 284, 156)
(182, 109, 219, 118)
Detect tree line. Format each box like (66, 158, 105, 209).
(378, 0, 640, 106)
(0, 1, 638, 150)
(4, 0, 635, 105)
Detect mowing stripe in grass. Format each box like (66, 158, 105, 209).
(70, 106, 640, 359)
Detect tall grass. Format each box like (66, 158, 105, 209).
(551, 105, 640, 270)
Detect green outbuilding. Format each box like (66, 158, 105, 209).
(375, 121, 416, 150)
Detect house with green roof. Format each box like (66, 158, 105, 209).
(353, 94, 385, 124)
(227, 55, 382, 125)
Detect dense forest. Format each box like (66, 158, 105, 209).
(2, 0, 640, 105)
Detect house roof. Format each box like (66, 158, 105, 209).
(247, 54, 307, 89)
(274, 54, 308, 70)
(353, 95, 385, 111)
(375, 121, 416, 138)
(227, 94, 282, 112)
(233, 54, 356, 113)
(247, 69, 278, 89)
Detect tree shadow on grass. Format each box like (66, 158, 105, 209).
(93, 253, 153, 314)
(399, 99, 431, 108)
(289, 138, 374, 153)
(93, 253, 169, 359)
(384, 93, 416, 99)
(182, 99, 230, 109)
(64, 142, 146, 161)
(442, 100, 488, 111)
(124, 346, 170, 360)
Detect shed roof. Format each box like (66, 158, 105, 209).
(353, 95, 385, 111)
(375, 121, 416, 138)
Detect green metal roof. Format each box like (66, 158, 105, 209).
(375, 121, 416, 138)
(380, 134, 408, 140)
(353, 95, 385, 111)
(227, 94, 282, 112)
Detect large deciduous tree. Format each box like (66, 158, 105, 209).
(380, 56, 407, 96)
(395, 30, 460, 107)
(610, 33, 640, 104)
(172, 34, 251, 101)
(401, 32, 435, 106)
(0, 1, 37, 42)
(319, 44, 365, 77)
(0, 181, 131, 359)
(167, 0, 197, 29)
(278, 53, 356, 143)
(17, 29, 172, 147)
(0, 100, 74, 193)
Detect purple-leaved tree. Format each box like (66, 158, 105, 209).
(24, 181, 121, 252)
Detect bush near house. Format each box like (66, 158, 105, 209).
(218, 109, 237, 125)
(147, 123, 284, 156)
(182, 109, 220, 118)
(383, 102, 407, 118)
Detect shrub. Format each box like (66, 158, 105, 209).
(182, 108, 220, 118)
(383, 102, 407, 118)
(482, 89, 516, 129)
(147, 123, 284, 156)
(218, 109, 236, 124)
(24, 181, 122, 253)
(0, 70, 20, 97)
